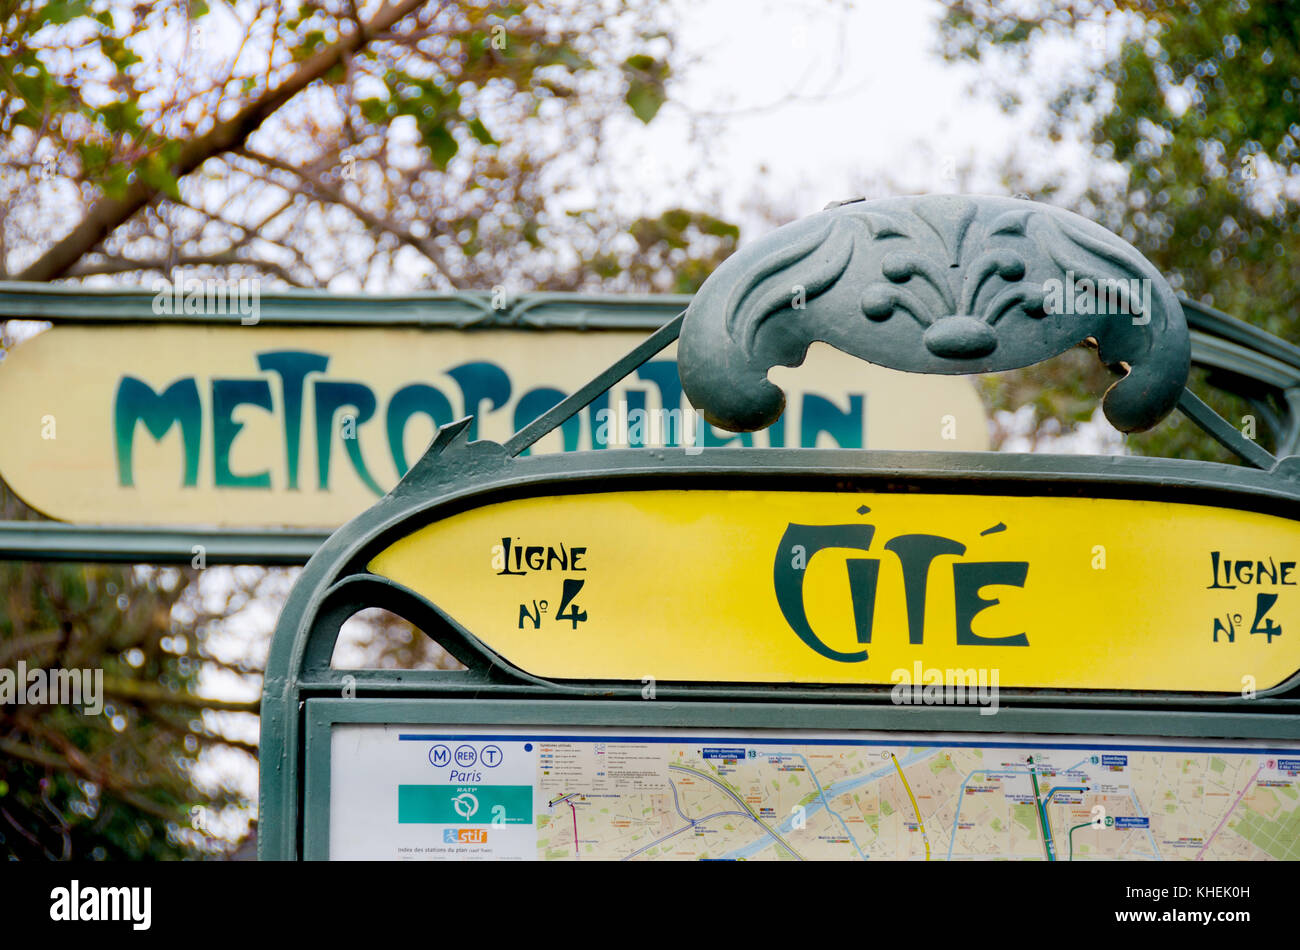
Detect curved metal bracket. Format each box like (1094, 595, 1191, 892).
(299, 573, 527, 679)
(678, 194, 1191, 435)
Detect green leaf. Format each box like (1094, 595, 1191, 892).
(139, 154, 180, 201)
(467, 117, 496, 146)
(622, 54, 669, 124)
(76, 141, 111, 174)
(552, 44, 591, 71)
(624, 53, 658, 72)
(625, 82, 666, 123)
(359, 98, 391, 124)
(98, 33, 143, 71)
(101, 163, 130, 199)
(422, 125, 459, 169)
(96, 99, 143, 134)
(34, 0, 88, 27)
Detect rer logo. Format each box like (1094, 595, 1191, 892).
(443, 828, 488, 845)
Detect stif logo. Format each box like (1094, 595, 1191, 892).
(443, 828, 489, 844)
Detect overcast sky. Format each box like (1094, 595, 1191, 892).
(604, 0, 1095, 234)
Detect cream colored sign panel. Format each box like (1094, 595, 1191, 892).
(0, 326, 988, 528)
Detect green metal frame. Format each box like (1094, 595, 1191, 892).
(298, 698, 1300, 861)
(2, 282, 1299, 564)
(0, 283, 689, 328)
(255, 196, 1300, 859)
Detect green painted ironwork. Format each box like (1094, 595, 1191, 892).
(298, 698, 1300, 861)
(0, 283, 688, 328)
(0, 522, 325, 564)
(678, 195, 1189, 434)
(253, 197, 1300, 860)
(0, 282, 1298, 565)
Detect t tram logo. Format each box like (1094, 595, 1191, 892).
(773, 517, 1030, 662)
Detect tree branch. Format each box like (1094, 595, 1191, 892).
(16, 0, 430, 282)
(237, 146, 458, 285)
(100, 677, 261, 714)
(0, 733, 178, 821)
(66, 251, 305, 287)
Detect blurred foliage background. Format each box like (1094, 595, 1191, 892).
(0, 0, 737, 859)
(0, 0, 1295, 857)
(938, 0, 1299, 461)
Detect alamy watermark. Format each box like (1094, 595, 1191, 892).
(592, 399, 704, 455)
(890, 662, 999, 716)
(50, 880, 150, 930)
(151, 268, 260, 325)
(1042, 272, 1150, 326)
(0, 661, 104, 715)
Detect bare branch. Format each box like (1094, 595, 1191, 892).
(100, 677, 261, 714)
(16, 0, 431, 282)
(66, 251, 304, 287)
(238, 146, 457, 285)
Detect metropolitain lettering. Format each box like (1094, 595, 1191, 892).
(113, 351, 868, 493)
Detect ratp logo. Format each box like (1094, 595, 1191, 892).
(451, 791, 479, 820)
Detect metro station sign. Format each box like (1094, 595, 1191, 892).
(368, 488, 1298, 693)
(259, 194, 1300, 861)
(0, 324, 985, 528)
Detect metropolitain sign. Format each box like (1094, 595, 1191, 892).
(366, 489, 1300, 693)
(0, 325, 986, 528)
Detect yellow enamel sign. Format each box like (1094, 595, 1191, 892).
(0, 327, 986, 528)
(368, 490, 1300, 692)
